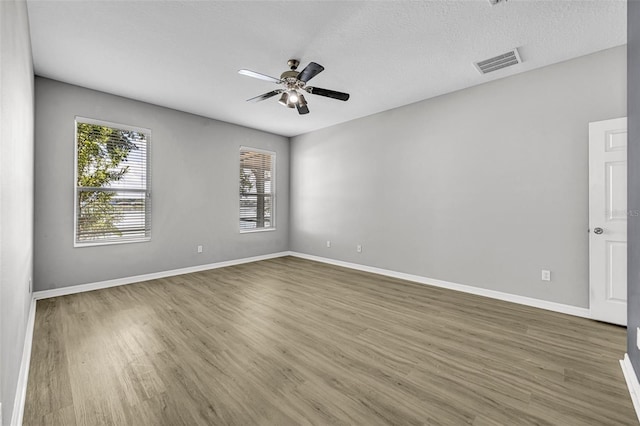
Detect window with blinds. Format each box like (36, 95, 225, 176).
(74, 117, 151, 246)
(240, 148, 275, 232)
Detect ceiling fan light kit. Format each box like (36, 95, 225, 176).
(238, 59, 350, 115)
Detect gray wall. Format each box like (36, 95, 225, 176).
(34, 78, 289, 291)
(290, 46, 626, 308)
(628, 0, 640, 377)
(0, 0, 34, 424)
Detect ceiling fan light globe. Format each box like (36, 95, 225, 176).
(278, 92, 289, 106)
(288, 90, 299, 104)
(298, 93, 308, 107)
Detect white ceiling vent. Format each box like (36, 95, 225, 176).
(474, 48, 522, 74)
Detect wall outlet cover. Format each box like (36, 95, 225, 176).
(541, 270, 551, 281)
(326, 240, 331, 248)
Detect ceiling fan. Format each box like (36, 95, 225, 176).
(238, 59, 350, 115)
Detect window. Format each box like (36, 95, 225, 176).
(74, 117, 151, 246)
(240, 147, 275, 232)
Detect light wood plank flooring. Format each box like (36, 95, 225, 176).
(24, 256, 637, 425)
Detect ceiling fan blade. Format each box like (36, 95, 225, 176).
(296, 103, 310, 115)
(306, 87, 350, 101)
(238, 69, 282, 84)
(297, 62, 324, 83)
(246, 90, 282, 103)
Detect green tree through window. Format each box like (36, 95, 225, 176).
(76, 120, 150, 244)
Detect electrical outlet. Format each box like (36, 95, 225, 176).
(326, 240, 331, 248)
(541, 270, 551, 281)
(357, 244, 362, 253)
(197, 245, 203, 253)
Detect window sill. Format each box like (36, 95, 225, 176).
(74, 237, 151, 248)
(240, 227, 277, 234)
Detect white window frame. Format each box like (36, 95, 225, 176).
(74, 116, 152, 247)
(239, 146, 276, 233)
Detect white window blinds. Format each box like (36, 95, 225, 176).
(240, 148, 275, 231)
(75, 118, 151, 246)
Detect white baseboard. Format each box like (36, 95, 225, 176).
(33, 251, 290, 300)
(15, 250, 600, 426)
(15, 252, 290, 425)
(11, 297, 36, 426)
(620, 354, 640, 423)
(33, 250, 590, 318)
(288, 252, 591, 319)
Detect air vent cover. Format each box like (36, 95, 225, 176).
(474, 48, 521, 74)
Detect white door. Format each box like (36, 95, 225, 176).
(589, 117, 627, 326)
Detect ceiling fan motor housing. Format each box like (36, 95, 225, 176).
(280, 70, 300, 81)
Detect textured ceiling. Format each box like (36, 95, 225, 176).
(26, 0, 626, 137)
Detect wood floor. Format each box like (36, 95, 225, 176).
(24, 256, 636, 425)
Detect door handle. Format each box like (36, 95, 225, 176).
(594, 227, 604, 234)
